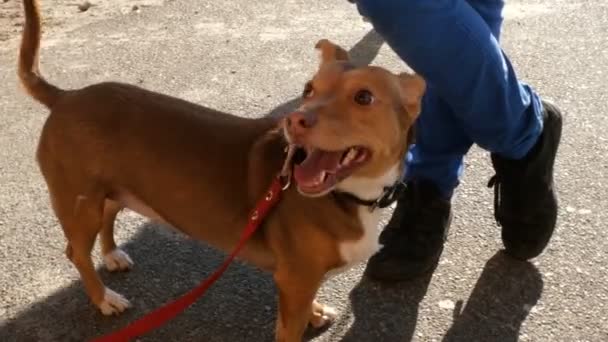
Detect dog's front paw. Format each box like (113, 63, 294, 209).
(103, 249, 133, 272)
(98, 288, 131, 315)
(310, 301, 338, 329)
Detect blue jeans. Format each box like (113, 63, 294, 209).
(356, 0, 544, 198)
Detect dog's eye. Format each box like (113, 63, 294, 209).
(302, 82, 314, 98)
(354, 89, 374, 106)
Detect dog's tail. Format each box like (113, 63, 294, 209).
(18, 0, 64, 108)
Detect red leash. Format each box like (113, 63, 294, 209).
(91, 177, 285, 342)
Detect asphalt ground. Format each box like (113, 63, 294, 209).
(0, 0, 606, 341)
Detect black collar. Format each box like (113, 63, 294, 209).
(332, 181, 407, 211)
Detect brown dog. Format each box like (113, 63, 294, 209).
(18, 1, 425, 341)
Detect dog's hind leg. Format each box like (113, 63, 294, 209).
(100, 199, 133, 272)
(46, 175, 131, 315)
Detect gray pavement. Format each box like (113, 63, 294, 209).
(0, 0, 607, 341)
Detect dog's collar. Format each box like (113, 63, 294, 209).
(332, 181, 407, 211)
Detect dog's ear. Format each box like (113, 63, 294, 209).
(315, 39, 350, 66)
(397, 72, 426, 118)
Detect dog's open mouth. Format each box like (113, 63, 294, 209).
(291, 145, 370, 196)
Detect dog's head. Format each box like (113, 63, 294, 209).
(283, 39, 425, 199)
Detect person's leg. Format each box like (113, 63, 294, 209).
(364, 0, 496, 281)
(405, 90, 471, 198)
(366, 90, 467, 281)
(405, 0, 507, 198)
(358, 0, 562, 281)
(463, 0, 563, 261)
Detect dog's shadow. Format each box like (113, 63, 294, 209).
(0, 29, 385, 342)
(0, 225, 278, 342)
(335, 251, 543, 342)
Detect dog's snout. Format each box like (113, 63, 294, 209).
(286, 111, 316, 132)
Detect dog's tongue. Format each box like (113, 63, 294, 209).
(293, 149, 342, 187)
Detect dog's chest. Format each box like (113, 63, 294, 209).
(336, 206, 382, 271)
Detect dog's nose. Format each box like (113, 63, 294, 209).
(286, 111, 316, 133)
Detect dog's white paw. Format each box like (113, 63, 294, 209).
(103, 249, 133, 272)
(98, 288, 131, 316)
(310, 304, 338, 328)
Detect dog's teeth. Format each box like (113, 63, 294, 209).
(342, 148, 357, 166)
(355, 148, 366, 162)
(314, 171, 326, 185)
(320, 171, 326, 182)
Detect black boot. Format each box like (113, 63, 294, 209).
(365, 180, 452, 282)
(488, 100, 563, 260)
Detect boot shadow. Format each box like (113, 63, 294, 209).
(442, 251, 544, 342)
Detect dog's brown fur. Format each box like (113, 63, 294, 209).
(18, 1, 425, 341)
